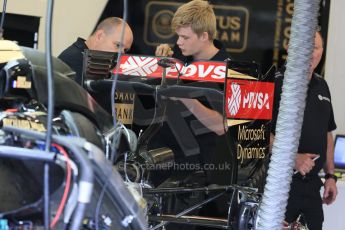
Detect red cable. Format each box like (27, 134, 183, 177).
(50, 143, 72, 229)
(5, 108, 18, 112)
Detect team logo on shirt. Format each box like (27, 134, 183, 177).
(318, 94, 330, 103)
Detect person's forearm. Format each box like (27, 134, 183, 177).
(324, 132, 335, 174)
(180, 98, 225, 135)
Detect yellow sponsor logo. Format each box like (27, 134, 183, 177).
(14, 76, 32, 89)
(3, 118, 46, 132)
(115, 92, 135, 125)
(115, 103, 134, 125)
(273, 0, 293, 66)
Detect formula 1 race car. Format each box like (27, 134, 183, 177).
(0, 40, 146, 230)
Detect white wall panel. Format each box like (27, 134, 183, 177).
(6, 0, 107, 55)
(325, 0, 345, 135)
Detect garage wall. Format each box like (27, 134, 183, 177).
(6, 0, 107, 55)
(325, 0, 345, 136)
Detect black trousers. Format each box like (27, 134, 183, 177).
(285, 176, 324, 230)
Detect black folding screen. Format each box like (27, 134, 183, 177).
(1, 13, 40, 48)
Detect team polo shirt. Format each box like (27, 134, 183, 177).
(172, 39, 229, 64)
(58, 37, 88, 85)
(271, 72, 337, 175)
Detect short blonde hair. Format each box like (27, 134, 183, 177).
(172, 0, 217, 40)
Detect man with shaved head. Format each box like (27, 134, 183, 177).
(58, 17, 133, 84)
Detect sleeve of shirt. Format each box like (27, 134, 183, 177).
(325, 81, 337, 132)
(322, 78, 337, 132)
(58, 48, 84, 84)
(328, 105, 337, 132)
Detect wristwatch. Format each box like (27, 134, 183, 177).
(325, 173, 338, 182)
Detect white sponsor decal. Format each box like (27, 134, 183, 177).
(228, 83, 241, 115)
(167, 64, 226, 79)
(120, 56, 158, 76)
(243, 92, 270, 110)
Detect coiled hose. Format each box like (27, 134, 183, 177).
(256, 0, 321, 229)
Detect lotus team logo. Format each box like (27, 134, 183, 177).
(120, 56, 158, 76)
(228, 83, 241, 116)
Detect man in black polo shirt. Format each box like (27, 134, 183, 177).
(271, 31, 337, 230)
(155, 0, 229, 136)
(58, 17, 133, 85)
(152, 0, 230, 169)
(151, 1, 231, 225)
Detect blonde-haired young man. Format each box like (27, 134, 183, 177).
(154, 2, 231, 223)
(156, 0, 229, 63)
(155, 0, 228, 135)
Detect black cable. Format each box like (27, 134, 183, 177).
(0, 0, 7, 38)
(62, 223, 68, 230)
(43, 164, 50, 230)
(3, 126, 94, 230)
(0, 146, 55, 161)
(70, 203, 87, 230)
(45, 0, 54, 153)
(54, 141, 93, 230)
(95, 180, 109, 230)
(44, 0, 55, 229)
(223, 59, 237, 184)
(136, 86, 161, 150)
(175, 62, 182, 85)
(110, 0, 128, 162)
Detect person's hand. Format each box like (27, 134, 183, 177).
(282, 220, 290, 229)
(323, 178, 337, 205)
(155, 44, 173, 57)
(294, 153, 318, 175)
